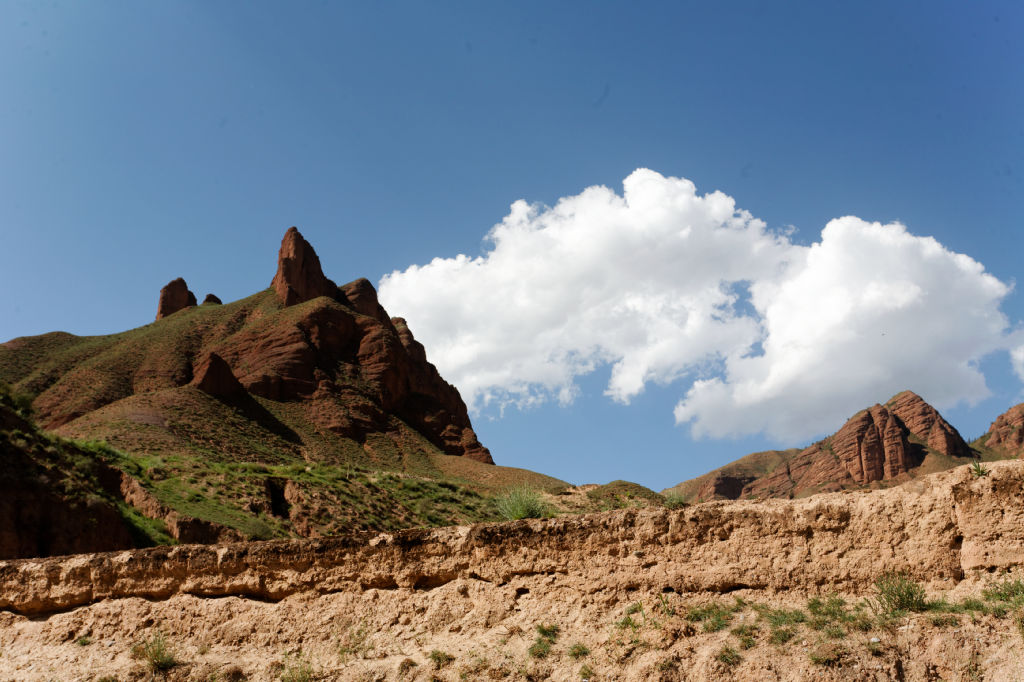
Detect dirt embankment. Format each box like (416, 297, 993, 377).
(2, 461, 1024, 681)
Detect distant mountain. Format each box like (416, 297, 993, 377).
(664, 391, 984, 502)
(977, 402, 1024, 458)
(0, 228, 565, 553)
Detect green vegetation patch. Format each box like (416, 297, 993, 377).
(585, 480, 665, 510)
(495, 486, 550, 520)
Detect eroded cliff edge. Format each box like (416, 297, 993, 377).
(3, 460, 1021, 617)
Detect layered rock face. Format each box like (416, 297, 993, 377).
(981, 402, 1024, 456)
(683, 391, 972, 501)
(155, 277, 197, 320)
(271, 226, 339, 306)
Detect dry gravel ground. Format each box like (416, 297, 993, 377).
(3, 460, 1024, 681)
(2, 581, 1023, 681)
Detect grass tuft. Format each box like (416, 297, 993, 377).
(494, 487, 549, 520)
(134, 631, 179, 672)
(873, 572, 926, 615)
(429, 649, 454, 669)
(715, 645, 741, 666)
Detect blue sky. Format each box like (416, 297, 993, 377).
(2, 2, 1022, 490)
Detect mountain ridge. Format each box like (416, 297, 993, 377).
(664, 390, 1018, 502)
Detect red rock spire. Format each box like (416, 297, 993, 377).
(271, 227, 338, 306)
(156, 278, 197, 320)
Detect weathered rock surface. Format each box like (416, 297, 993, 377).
(678, 391, 974, 502)
(981, 402, 1024, 457)
(271, 226, 338, 306)
(1, 461, 1023, 680)
(155, 277, 197, 320)
(10, 459, 1018, 615)
(190, 352, 244, 398)
(202, 293, 222, 304)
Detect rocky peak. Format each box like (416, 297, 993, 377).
(156, 278, 197, 320)
(202, 294, 222, 305)
(674, 390, 975, 503)
(271, 227, 338, 306)
(886, 390, 972, 459)
(982, 403, 1024, 456)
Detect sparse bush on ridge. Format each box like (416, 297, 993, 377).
(494, 487, 549, 520)
(663, 492, 688, 509)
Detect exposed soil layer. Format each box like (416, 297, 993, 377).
(2, 461, 1023, 680)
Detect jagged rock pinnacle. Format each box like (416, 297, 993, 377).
(271, 227, 337, 306)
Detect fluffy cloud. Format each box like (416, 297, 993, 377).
(379, 169, 1015, 442)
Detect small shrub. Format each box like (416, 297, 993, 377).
(494, 487, 549, 520)
(528, 637, 552, 658)
(754, 605, 807, 627)
(615, 615, 639, 630)
(337, 621, 370, 661)
(809, 642, 846, 666)
(929, 614, 960, 627)
(657, 593, 675, 616)
(1013, 609, 1024, 638)
(822, 623, 846, 639)
(873, 572, 926, 614)
(398, 657, 418, 676)
(135, 632, 179, 672)
(687, 603, 736, 632)
(579, 663, 595, 679)
(75, 635, 92, 646)
(568, 643, 590, 659)
(280, 654, 314, 682)
(731, 623, 758, 649)
(715, 645, 741, 666)
(429, 649, 454, 670)
(625, 601, 643, 616)
(770, 627, 796, 644)
(970, 460, 989, 478)
(535, 623, 560, 641)
(983, 578, 1024, 606)
(663, 493, 688, 509)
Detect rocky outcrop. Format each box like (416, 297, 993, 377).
(202, 293, 222, 304)
(981, 402, 1024, 457)
(155, 277, 197, 320)
(673, 391, 974, 502)
(190, 353, 245, 398)
(3, 227, 493, 468)
(271, 227, 338, 306)
(887, 389, 973, 459)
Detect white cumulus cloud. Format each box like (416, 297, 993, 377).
(379, 169, 1016, 442)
